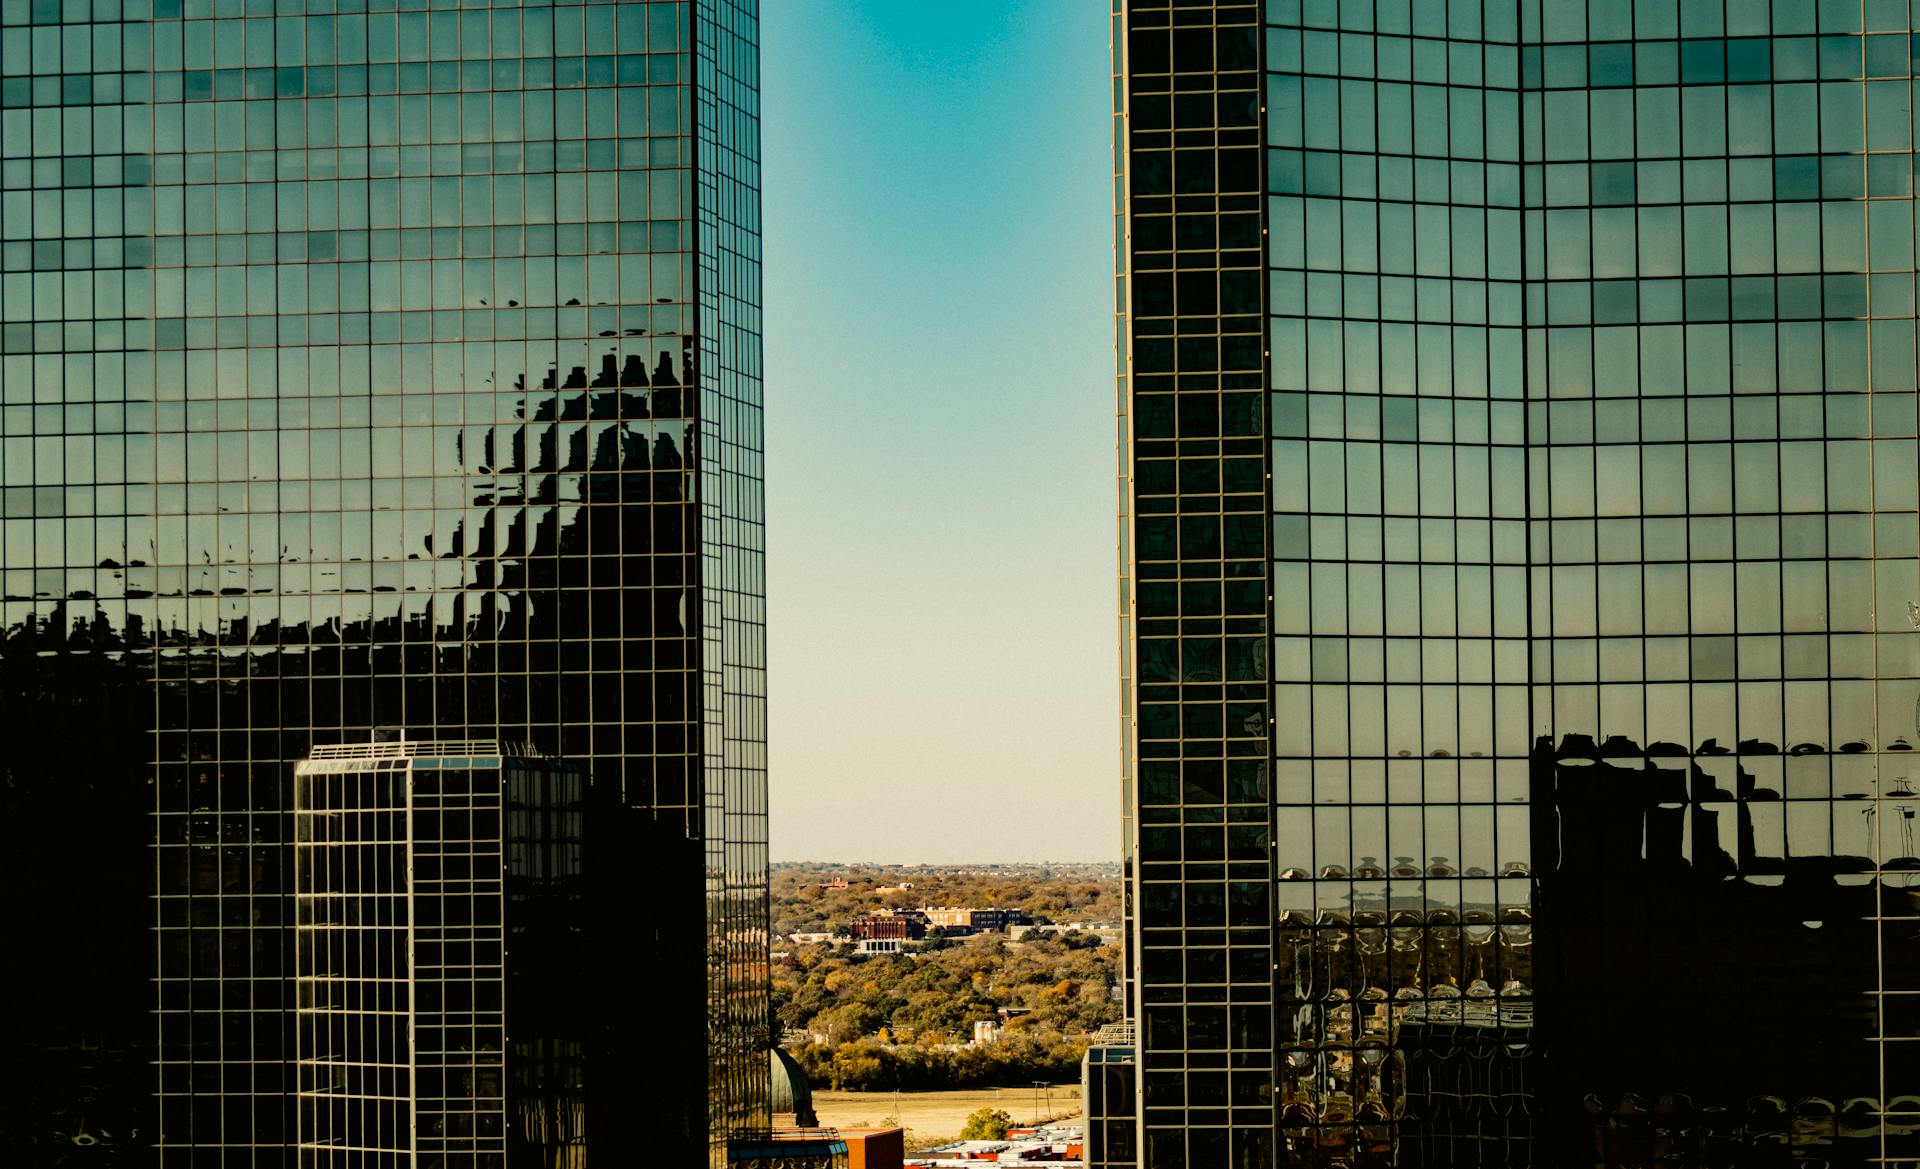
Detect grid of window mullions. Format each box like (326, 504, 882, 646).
(90, 0, 706, 1136)
(1254, 2, 1539, 1163)
(1251, 2, 1920, 1166)
(411, 770, 508, 1163)
(293, 761, 411, 1165)
(3, 0, 766, 1159)
(1125, 2, 1278, 1167)
(691, 0, 771, 1153)
(292, 760, 525, 1165)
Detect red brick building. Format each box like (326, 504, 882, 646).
(849, 912, 926, 941)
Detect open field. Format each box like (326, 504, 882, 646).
(813, 1086, 1082, 1147)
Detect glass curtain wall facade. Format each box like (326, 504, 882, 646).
(1118, 0, 1920, 1165)
(692, 0, 768, 1146)
(0, 0, 767, 1163)
(291, 740, 588, 1169)
(1121, 4, 1278, 1169)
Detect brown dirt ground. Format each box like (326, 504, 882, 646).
(812, 1086, 1082, 1148)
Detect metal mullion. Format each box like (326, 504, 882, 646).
(404, 760, 418, 1165)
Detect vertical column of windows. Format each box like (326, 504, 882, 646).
(0, 0, 175, 1159)
(1095, 14, 1144, 1168)
(1125, 3, 1274, 1168)
(1114, 0, 1139, 1028)
(292, 760, 411, 1169)
(692, 0, 767, 1159)
(1265, 1, 1535, 1164)
(408, 764, 507, 1165)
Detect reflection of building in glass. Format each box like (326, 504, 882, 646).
(1083, 1025, 1139, 1169)
(293, 740, 587, 1167)
(0, 2, 768, 1165)
(1112, 0, 1920, 1164)
(1531, 732, 1901, 1165)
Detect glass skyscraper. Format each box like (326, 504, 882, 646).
(0, 0, 767, 1164)
(1112, 0, 1920, 1165)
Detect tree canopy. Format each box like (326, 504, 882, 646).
(769, 866, 1123, 1090)
(959, 1108, 1013, 1141)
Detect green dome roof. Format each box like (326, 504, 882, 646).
(770, 1048, 818, 1127)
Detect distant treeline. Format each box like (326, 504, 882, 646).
(788, 1031, 1087, 1091)
(770, 864, 1121, 939)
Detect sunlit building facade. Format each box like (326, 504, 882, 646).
(0, 0, 767, 1164)
(1113, 0, 1920, 1165)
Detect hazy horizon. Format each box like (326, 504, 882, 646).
(769, 858, 1125, 868)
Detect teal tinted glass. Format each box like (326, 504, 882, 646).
(0, 0, 765, 1161)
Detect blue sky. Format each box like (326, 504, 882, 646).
(760, 3, 1120, 862)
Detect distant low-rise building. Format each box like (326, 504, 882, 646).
(921, 906, 1029, 933)
(850, 912, 928, 942)
(906, 1125, 1083, 1168)
(839, 1128, 906, 1169)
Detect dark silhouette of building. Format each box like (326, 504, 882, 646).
(1532, 732, 1893, 1167)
